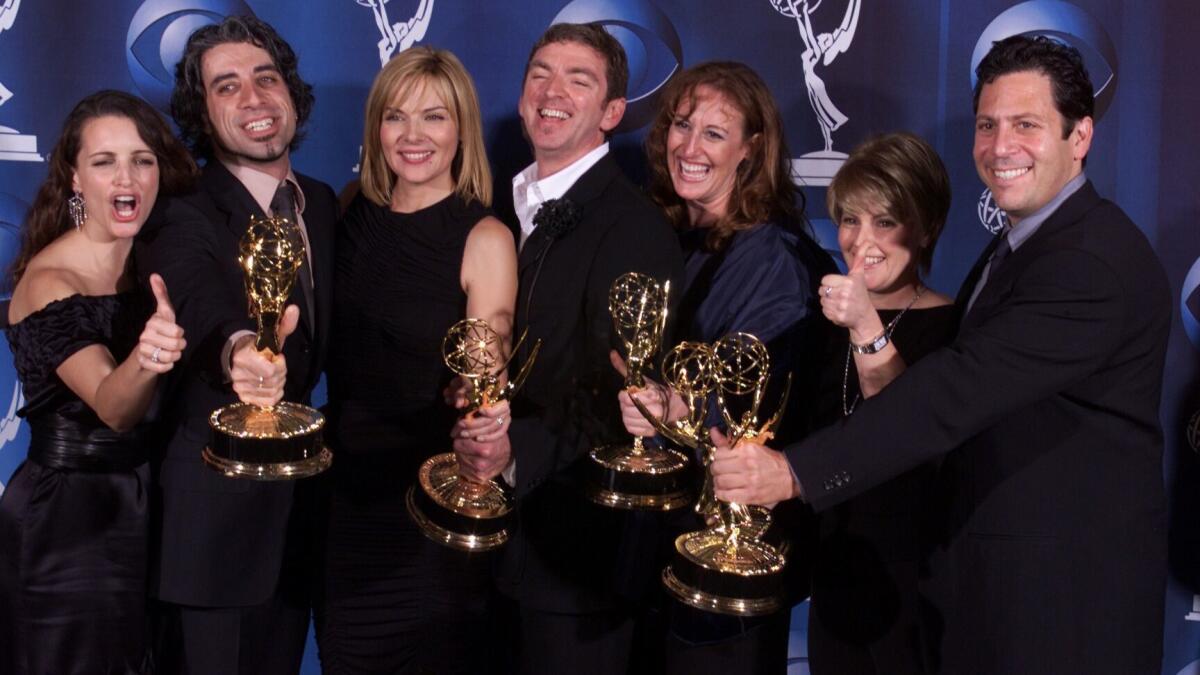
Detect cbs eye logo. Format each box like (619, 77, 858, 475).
(551, 0, 683, 132)
(971, 0, 1118, 120)
(126, 0, 255, 112)
(1183, 257, 1200, 352)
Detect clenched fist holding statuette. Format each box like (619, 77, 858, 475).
(585, 272, 693, 510)
(204, 214, 330, 480)
(633, 333, 789, 616)
(406, 318, 540, 552)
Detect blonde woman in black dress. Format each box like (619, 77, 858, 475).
(319, 47, 516, 673)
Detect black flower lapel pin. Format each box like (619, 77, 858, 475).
(533, 197, 582, 241)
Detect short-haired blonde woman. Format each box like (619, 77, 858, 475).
(318, 47, 516, 673)
(808, 131, 955, 674)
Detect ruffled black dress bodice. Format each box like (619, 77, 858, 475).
(0, 290, 154, 675)
(6, 291, 153, 468)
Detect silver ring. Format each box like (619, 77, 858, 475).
(823, 286, 832, 297)
(257, 375, 264, 389)
(151, 347, 162, 364)
(495, 415, 506, 426)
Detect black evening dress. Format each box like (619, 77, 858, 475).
(0, 292, 153, 675)
(317, 193, 499, 674)
(807, 304, 957, 675)
(653, 222, 836, 675)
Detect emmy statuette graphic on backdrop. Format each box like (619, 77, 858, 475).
(205, 215, 331, 480)
(1187, 594, 1200, 622)
(771, 0, 860, 186)
(0, 0, 42, 162)
(406, 318, 540, 552)
(357, 0, 434, 67)
(585, 272, 693, 510)
(632, 334, 789, 615)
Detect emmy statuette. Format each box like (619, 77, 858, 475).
(406, 319, 540, 552)
(204, 215, 331, 480)
(633, 333, 789, 616)
(585, 272, 692, 510)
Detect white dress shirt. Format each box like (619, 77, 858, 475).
(511, 142, 609, 250)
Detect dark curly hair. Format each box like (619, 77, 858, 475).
(12, 90, 198, 283)
(170, 15, 314, 160)
(973, 35, 1094, 139)
(645, 61, 805, 252)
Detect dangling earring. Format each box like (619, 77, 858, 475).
(67, 191, 86, 231)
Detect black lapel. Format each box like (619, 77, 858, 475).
(203, 161, 316, 339)
(960, 180, 1102, 327)
(1005, 180, 1101, 260)
(295, 173, 332, 344)
(517, 152, 620, 274)
(955, 233, 1004, 309)
(201, 161, 266, 237)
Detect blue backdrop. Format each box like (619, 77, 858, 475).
(1, 1, 1197, 672)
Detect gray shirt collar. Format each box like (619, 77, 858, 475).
(1005, 172, 1087, 251)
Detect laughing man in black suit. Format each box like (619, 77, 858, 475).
(451, 22, 683, 675)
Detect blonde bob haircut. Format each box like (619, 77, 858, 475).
(359, 46, 492, 208)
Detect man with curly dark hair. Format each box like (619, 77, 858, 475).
(134, 15, 335, 675)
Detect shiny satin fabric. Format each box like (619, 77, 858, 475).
(0, 458, 152, 675)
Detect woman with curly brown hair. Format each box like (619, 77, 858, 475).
(620, 61, 835, 675)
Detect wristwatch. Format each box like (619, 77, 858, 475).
(849, 330, 890, 355)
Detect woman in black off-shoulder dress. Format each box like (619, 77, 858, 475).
(0, 91, 196, 674)
(317, 48, 517, 674)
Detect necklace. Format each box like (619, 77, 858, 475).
(842, 285, 924, 417)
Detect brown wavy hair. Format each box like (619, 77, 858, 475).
(11, 90, 199, 283)
(645, 61, 803, 251)
(826, 132, 951, 273)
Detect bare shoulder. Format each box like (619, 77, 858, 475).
(9, 264, 86, 324)
(466, 216, 515, 251)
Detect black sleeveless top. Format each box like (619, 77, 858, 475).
(326, 192, 493, 458)
(4, 291, 152, 470)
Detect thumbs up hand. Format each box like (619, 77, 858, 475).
(138, 273, 187, 373)
(819, 255, 881, 340)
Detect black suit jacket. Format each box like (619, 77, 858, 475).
(497, 153, 683, 613)
(135, 161, 335, 607)
(787, 182, 1169, 674)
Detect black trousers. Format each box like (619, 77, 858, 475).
(495, 597, 637, 675)
(153, 589, 309, 674)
